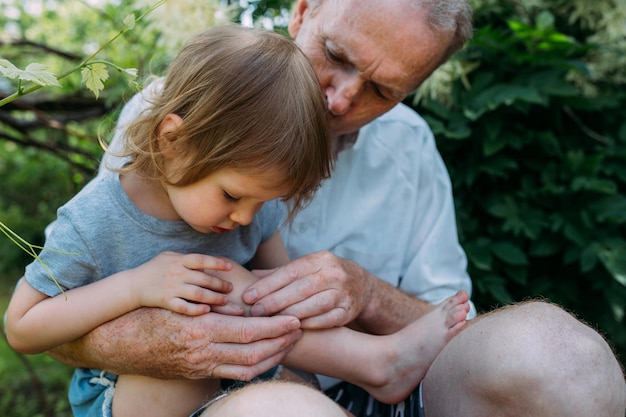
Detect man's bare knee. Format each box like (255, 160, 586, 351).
(422, 300, 626, 417)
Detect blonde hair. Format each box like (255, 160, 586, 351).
(121, 25, 332, 217)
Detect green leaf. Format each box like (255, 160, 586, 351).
(479, 155, 518, 177)
(490, 241, 529, 266)
(123, 13, 136, 30)
(0, 59, 21, 78)
(571, 177, 616, 194)
(529, 238, 562, 257)
(477, 274, 513, 304)
(81, 63, 110, 99)
(487, 199, 517, 219)
(598, 245, 626, 288)
(528, 71, 578, 97)
(465, 240, 493, 271)
(0, 59, 61, 87)
(465, 84, 545, 120)
(580, 243, 599, 273)
(535, 11, 555, 31)
(590, 195, 626, 223)
(123, 68, 138, 78)
(482, 133, 507, 156)
(21, 63, 61, 87)
(505, 266, 527, 285)
(563, 223, 586, 246)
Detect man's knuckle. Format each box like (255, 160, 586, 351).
(285, 263, 299, 280)
(237, 325, 258, 343)
(242, 349, 265, 367)
(319, 295, 335, 310)
(239, 368, 257, 381)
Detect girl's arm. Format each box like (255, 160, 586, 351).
(5, 252, 234, 355)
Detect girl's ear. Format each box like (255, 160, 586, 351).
(157, 114, 184, 158)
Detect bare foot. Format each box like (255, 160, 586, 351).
(361, 290, 470, 404)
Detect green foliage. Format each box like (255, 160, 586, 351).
(237, 0, 293, 31)
(0, 336, 73, 417)
(0, 2, 185, 415)
(0, 290, 73, 417)
(1, 1, 625, 416)
(412, 4, 626, 360)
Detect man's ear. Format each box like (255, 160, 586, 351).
(157, 113, 184, 158)
(288, 0, 309, 38)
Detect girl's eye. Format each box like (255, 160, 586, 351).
(223, 191, 239, 202)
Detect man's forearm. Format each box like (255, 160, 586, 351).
(47, 306, 304, 381)
(355, 276, 434, 335)
(47, 307, 191, 378)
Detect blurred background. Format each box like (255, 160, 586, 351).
(1, 0, 625, 415)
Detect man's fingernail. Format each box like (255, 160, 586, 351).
(250, 304, 265, 317)
(287, 319, 301, 331)
(244, 288, 257, 302)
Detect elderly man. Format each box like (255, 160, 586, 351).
(51, 0, 626, 416)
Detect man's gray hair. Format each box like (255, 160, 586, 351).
(416, 0, 473, 64)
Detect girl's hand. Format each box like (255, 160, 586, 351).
(131, 251, 239, 316)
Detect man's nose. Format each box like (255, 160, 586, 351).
(326, 72, 363, 116)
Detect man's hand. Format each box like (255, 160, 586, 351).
(48, 308, 303, 381)
(242, 251, 374, 329)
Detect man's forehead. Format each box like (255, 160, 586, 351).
(318, 4, 442, 94)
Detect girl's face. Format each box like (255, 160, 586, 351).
(164, 167, 290, 234)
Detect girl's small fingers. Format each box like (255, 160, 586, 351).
(182, 285, 229, 306)
(188, 270, 233, 293)
(168, 298, 211, 316)
(182, 254, 233, 272)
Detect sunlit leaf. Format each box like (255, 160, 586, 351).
(0, 60, 61, 87)
(599, 245, 626, 288)
(123, 13, 136, 30)
(0, 59, 21, 78)
(124, 68, 138, 78)
(21, 63, 61, 87)
(81, 63, 110, 99)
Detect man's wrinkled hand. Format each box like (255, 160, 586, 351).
(243, 251, 373, 329)
(49, 309, 303, 382)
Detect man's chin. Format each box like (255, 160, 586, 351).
(331, 125, 359, 139)
(330, 116, 377, 138)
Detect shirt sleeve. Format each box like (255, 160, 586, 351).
(397, 121, 477, 318)
(24, 211, 98, 297)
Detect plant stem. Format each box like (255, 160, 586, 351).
(0, 0, 166, 108)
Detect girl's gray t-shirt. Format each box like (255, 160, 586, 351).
(25, 172, 285, 296)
